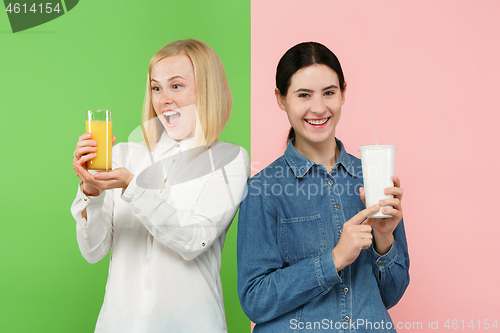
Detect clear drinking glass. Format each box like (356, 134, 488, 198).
(86, 110, 112, 170)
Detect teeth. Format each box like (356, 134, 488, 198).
(163, 111, 179, 116)
(307, 118, 328, 125)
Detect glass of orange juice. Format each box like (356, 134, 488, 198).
(86, 110, 112, 170)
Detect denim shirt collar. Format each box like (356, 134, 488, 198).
(283, 138, 357, 178)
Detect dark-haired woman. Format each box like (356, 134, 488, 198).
(237, 42, 409, 332)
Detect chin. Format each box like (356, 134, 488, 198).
(167, 131, 188, 141)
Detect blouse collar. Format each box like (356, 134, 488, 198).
(153, 132, 196, 158)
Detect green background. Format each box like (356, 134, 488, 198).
(0, 1, 250, 332)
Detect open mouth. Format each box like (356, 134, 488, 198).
(163, 111, 181, 127)
(305, 117, 330, 127)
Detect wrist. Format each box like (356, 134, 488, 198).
(125, 173, 134, 188)
(373, 233, 394, 255)
(121, 173, 134, 195)
(332, 248, 346, 271)
(82, 183, 100, 197)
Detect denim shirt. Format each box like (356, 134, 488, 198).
(237, 139, 410, 332)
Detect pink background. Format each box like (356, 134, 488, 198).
(251, 0, 500, 330)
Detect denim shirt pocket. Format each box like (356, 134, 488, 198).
(280, 214, 327, 264)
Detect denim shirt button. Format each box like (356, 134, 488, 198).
(335, 204, 340, 209)
(328, 180, 334, 186)
(343, 287, 349, 294)
(378, 261, 384, 265)
(344, 316, 350, 322)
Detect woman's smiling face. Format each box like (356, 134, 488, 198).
(276, 64, 346, 148)
(151, 53, 197, 141)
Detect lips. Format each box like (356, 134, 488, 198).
(163, 111, 181, 127)
(305, 117, 330, 128)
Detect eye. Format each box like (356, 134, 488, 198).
(152, 86, 160, 92)
(324, 90, 335, 96)
(172, 84, 181, 90)
(298, 93, 310, 98)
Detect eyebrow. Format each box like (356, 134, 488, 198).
(292, 84, 339, 94)
(151, 75, 185, 83)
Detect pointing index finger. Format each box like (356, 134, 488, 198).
(347, 204, 380, 225)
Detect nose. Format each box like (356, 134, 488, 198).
(159, 90, 173, 105)
(310, 95, 326, 114)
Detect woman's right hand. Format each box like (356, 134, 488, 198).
(73, 133, 97, 165)
(73, 133, 116, 196)
(73, 133, 99, 196)
(332, 204, 380, 271)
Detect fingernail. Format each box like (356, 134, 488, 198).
(380, 200, 385, 205)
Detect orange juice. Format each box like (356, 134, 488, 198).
(86, 120, 112, 170)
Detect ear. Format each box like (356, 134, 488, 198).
(341, 82, 347, 105)
(275, 88, 287, 111)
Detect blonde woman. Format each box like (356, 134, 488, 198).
(71, 39, 249, 333)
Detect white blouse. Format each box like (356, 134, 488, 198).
(71, 132, 250, 333)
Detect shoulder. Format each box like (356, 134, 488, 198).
(347, 152, 362, 167)
(241, 157, 287, 218)
(210, 141, 249, 165)
(211, 141, 248, 155)
(342, 149, 363, 177)
(247, 155, 288, 190)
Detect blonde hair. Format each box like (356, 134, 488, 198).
(142, 39, 232, 150)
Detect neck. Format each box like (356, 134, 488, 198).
(294, 136, 339, 172)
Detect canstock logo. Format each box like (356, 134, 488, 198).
(4, 0, 79, 33)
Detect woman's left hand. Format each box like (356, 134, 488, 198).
(73, 162, 134, 193)
(359, 175, 403, 255)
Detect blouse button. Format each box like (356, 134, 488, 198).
(328, 180, 334, 186)
(378, 261, 384, 265)
(344, 316, 350, 322)
(335, 204, 340, 209)
(343, 287, 349, 294)
(84, 197, 87, 201)
(201, 242, 206, 247)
